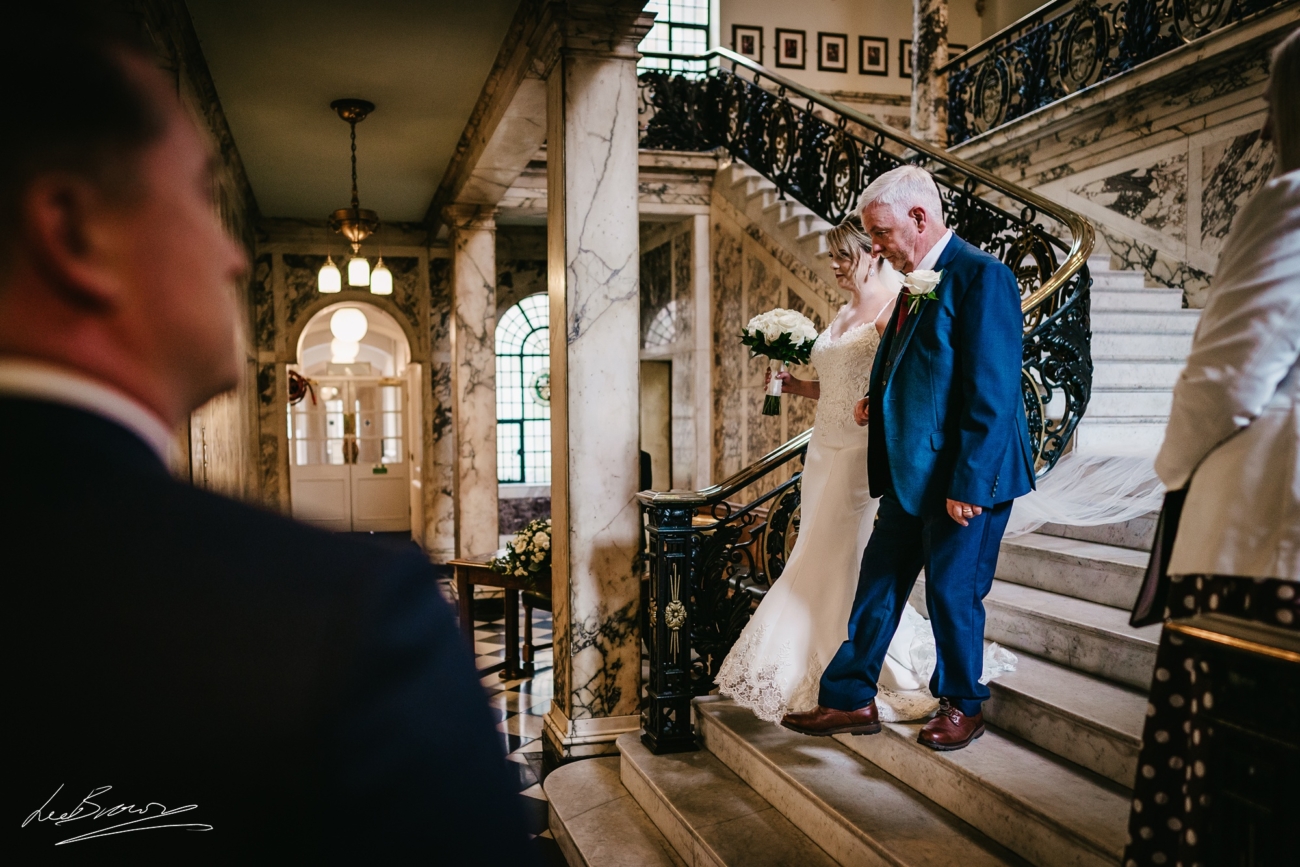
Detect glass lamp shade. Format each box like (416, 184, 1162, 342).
(370, 258, 393, 295)
(347, 256, 371, 287)
(329, 307, 369, 342)
(330, 338, 361, 364)
(318, 256, 341, 293)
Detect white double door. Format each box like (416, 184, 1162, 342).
(289, 377, 411, 533)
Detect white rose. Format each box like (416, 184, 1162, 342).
(535, 531, 550, 549)
(903, 269, 943, 295)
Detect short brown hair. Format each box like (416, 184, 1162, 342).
(0, 4, 164, 251)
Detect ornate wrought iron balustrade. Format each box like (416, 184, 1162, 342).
(942, 0, 1293, 146)
(636, 48, 1096, 753)
(638, 431, 811, 754)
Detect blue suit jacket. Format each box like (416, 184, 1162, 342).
(868, 235, 1036, 514)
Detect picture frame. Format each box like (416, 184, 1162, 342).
(732, 25, 763, 64)
(774, 28, 806, 69)
(900, 39, 913, 78)
(858, 36, 888, 76)
(817, 32, 848, 73)
(948, 43, 968, 63)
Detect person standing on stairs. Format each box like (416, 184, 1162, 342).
(1124, 27, 1300, 867)
(782, 165, 1036, 751)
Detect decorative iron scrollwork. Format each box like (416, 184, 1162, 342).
(944, 0, 1289, 146)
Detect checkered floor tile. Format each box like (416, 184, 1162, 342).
(468, 607, 564, 865)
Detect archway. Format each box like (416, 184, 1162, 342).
(287, 301, 421, 536)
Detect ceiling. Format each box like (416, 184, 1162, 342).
(187, 0, 521, 221)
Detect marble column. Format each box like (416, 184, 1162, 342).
(445, 204, 500, 559)
(691, 213, 712, 490)
(911, 0, 950, 145)
(543, 1, 654, 762)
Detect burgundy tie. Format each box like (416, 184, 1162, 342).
(894, 293, 908, 334)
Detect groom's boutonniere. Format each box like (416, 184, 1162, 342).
(902, 269, 943, 314)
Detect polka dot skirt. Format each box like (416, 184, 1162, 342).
(1123, 575, 1299, 867)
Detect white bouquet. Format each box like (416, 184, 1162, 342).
(740, 307, 819, 416)
(491, 517, 552, 588)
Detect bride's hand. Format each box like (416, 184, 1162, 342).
(766, 369, 797, 395)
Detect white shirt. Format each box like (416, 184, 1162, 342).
(0, 358, 176, 462)
(915, 228, 953, 273)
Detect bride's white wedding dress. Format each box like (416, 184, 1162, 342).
(715, 306, 1016, 724)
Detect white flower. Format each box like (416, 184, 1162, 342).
(532, 550, 544, 561)
(535, 531, 550, 549)
(903, 269, 943, 295)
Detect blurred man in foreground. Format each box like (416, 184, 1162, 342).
(2, 6, 535, 863)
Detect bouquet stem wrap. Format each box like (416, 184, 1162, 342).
(763, 359, 786, 416)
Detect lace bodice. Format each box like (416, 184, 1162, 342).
(809, 319, 880, 439)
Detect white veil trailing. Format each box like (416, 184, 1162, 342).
(1004, 451, 1166, 538)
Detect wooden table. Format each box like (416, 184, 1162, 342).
(449, 557, 551, 681)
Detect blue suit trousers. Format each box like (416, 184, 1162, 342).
(818, 493, 1012, 717)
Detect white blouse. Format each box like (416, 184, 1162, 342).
(1155, 168, 1300, 580)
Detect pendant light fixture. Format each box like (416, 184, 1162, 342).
(319, 98, 383, 293)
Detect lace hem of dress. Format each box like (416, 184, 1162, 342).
(715, 623, 825, 723)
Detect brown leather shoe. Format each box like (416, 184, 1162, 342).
(781, 701, 880, 736)
(917, 699, 984, 751)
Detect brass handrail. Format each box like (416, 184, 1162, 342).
(636, 428, 813, 509)
(641, 46, 1095, 314)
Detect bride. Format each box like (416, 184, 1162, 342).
(715, 216, 1014, 724)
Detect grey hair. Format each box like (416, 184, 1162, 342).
(1268, 27, 1300, 173)
(856, 165, 945, 226)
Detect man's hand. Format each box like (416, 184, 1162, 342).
(946, 499, 983, 527)
(853, 396, 870, 426)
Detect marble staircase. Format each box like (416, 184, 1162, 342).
(546, 510, 1162, 867)
(1075, 254, 1199, 456)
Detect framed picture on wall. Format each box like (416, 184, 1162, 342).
(859, 36, 888, 76)
(900, 39, 913, 77)
(732, 25, 763, 63)
(775, 28, 806, 69)
(947, 43, 968, 63)
(817, 32, 848, 72)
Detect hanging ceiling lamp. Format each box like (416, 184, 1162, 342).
(319, 98, 382, 293)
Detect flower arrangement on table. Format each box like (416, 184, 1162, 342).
(491, 517, 552, 590)
(740, 308, 819, 416)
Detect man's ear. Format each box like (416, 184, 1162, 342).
(22, 173, 129, 311)
(909, 205, 928, 233)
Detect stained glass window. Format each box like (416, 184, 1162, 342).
(496, 293, 551, 484)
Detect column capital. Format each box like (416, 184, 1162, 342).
(540, 0, 654, 61)
(441, 203, 499, 232)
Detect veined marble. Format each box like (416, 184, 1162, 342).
(544, 4, 651, 759)
(447, 205, 500, 559)
(910, 0, 949, 145)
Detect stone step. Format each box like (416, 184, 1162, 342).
(984, 652, 1145, 787)
(1086, 254, 1115, 272)
(545, 756, 687, 867)
(778, 210, 816, 236)
(835, 722, 1131, 867)
(617, 732, 840, 867)
(1091, 331, 1192, 359)
(1073, 417, 1169, 455)
(1089, 271, 1147, 290)
(761, 197, 796, 222)
(1091, 310, 1200, 334)
(998, 532, 1147, 610)
(1091, 288, 1184, 311)
(696, 698, 1031, 867)
(910, 577, 1161, 689)
(1039, 512, 1159, 551)
(1086, 386, 1175, 417)
(1092, 358, 1183, 388)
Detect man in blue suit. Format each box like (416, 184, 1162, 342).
(782, 166, 1035, 750)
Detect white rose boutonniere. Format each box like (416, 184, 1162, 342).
(902, 269, 943, 314)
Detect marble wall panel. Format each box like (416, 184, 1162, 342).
(281, 254, 321, 332)
(1099, 226, 1214, 309)
(428, 257, 456, 560)
(250, 255, 274, 353)
(497, 258, 549, 318)
(1200, 129, 1275, 258)
(1073, 153, 1188, 242)
(712, 222, 745, 483)
(499, 497, 552, 534)
(387, 257, 424, 334)
(640, 243, 672, 345)
(745, 253, 784, 480)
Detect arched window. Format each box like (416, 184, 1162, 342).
(496, 293, 551, 484)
